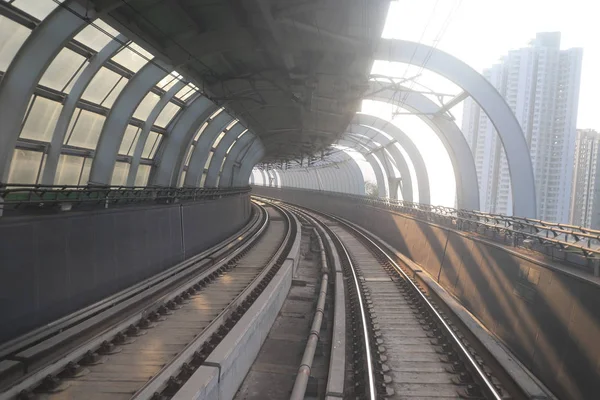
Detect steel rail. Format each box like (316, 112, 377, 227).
(131, 201, 296, 399)
(0, 204, 271, 398)
(331, 231, 377, 400)
(321, 211, 504, 400)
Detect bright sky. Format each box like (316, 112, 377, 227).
(358, 0, 598, 207)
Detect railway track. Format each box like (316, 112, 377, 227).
(0, 201, 299, 400)
(262, 198, 555, 400)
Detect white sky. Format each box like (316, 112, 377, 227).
(359, 0, 598, 207)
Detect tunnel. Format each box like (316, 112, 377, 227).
(0, 1, 598, 400)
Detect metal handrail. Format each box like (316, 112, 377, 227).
(0, 184, 251, 211)
(253, 187, 600, 267)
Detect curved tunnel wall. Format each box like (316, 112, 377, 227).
(254, 151, 366, 195)
(0, 194, 252, 342)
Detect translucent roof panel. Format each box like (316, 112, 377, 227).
(101, 77, 128, 107)
(55, 154, 85, 185)
(74, 19, 119, 52)
(79, 158, 92, 185)
(111, 42, 152, 73)
(175, 84, 198, 102)
(0, 16, 30, 72)
(118, 125, 140, 156)
(20, 96, 62, 142)
(110, 161, 129, 186)
(65, 109, 105, 149)
(133, 92, 160, 120)
(154, 102, 180, 127)
(39, 48, 86, 92)
(192, 122, 209, 142)
(141, 131, 162, 159)
(209, 108, 224, 119)
(204, 152, 214, 169)
(184, 144, 194, 167)
(225, 119, 238, 130)
(7, 149, 43, 184)
(157, 72, 183, 91)
(213, 131, 226, 148)
(82, 67, 122, 104)
(134, 164, 151, 186)
(12, 0, 62, 21)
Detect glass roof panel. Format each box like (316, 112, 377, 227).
(39, 48, 86, 91)
(209, 108, 224, 119)
(118, 125, 140, 156)
(225, 119, 238, 130)
(55, 154, 84, 185)
(101, 77, 128, 107)
(110, 161, 129, 186)
(111, 42, 152, 73)
(154, 102, 180, 127)
(82, 67, 121, 104)
(184, 144, 194, 166)
(80, 157, 92, 185)
(204, 152, 214, 169)
(141, 131, 160, 159)
(74, 19, 119, 52)
(175, 84, 198, 101)
(213, 131, 226, 148)
(0, 16, 30, 72)
(157, 71, 182, 91)
(7, 149, 43, 184)
(66, 109, 105, 149)
(192, 122, 209, 142)
(12, 0, 62, 21)
(134, 164, 151, 186)
(20, 96, 62, 142)
(133, 92, 160, 120)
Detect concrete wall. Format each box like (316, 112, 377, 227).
(0, 194, 251, 342)
(254, 186, 600, 400)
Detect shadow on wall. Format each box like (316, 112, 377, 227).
(0, 195, 252, 343)
(253, 186, 600, 400)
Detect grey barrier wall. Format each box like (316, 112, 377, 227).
(0, 194, 251, 343)
(253, 186, 600, 400)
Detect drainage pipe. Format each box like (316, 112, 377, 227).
(289, 230, 329, 400)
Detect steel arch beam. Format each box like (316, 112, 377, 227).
(0, 2, 95, 181)
(341, 130, 413, 201)
(127, 80, 186, 185)
(90, 59, 169, 184)
(42, 34, 127, 184)
(235, 140, 265, 186)
(204, 128, 246, 187)
(184, 113, 236, 186)
(352, 113, 430, 203)
(218, 133, 254, 188)
(376, 39, 535, 217)
(151, 96, 218, 186)
(366, 84, 478, 210)
(337, 139, 389, 198)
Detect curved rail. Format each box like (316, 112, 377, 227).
(263, 197, 508, 400)
(0, 201, 291, 399)
(332, 214, 503, 400)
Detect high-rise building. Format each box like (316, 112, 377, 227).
(461, 32, 583, 222)
(570, 130, 600, 228)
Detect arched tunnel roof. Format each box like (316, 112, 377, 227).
(0, 0, 536, 216)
